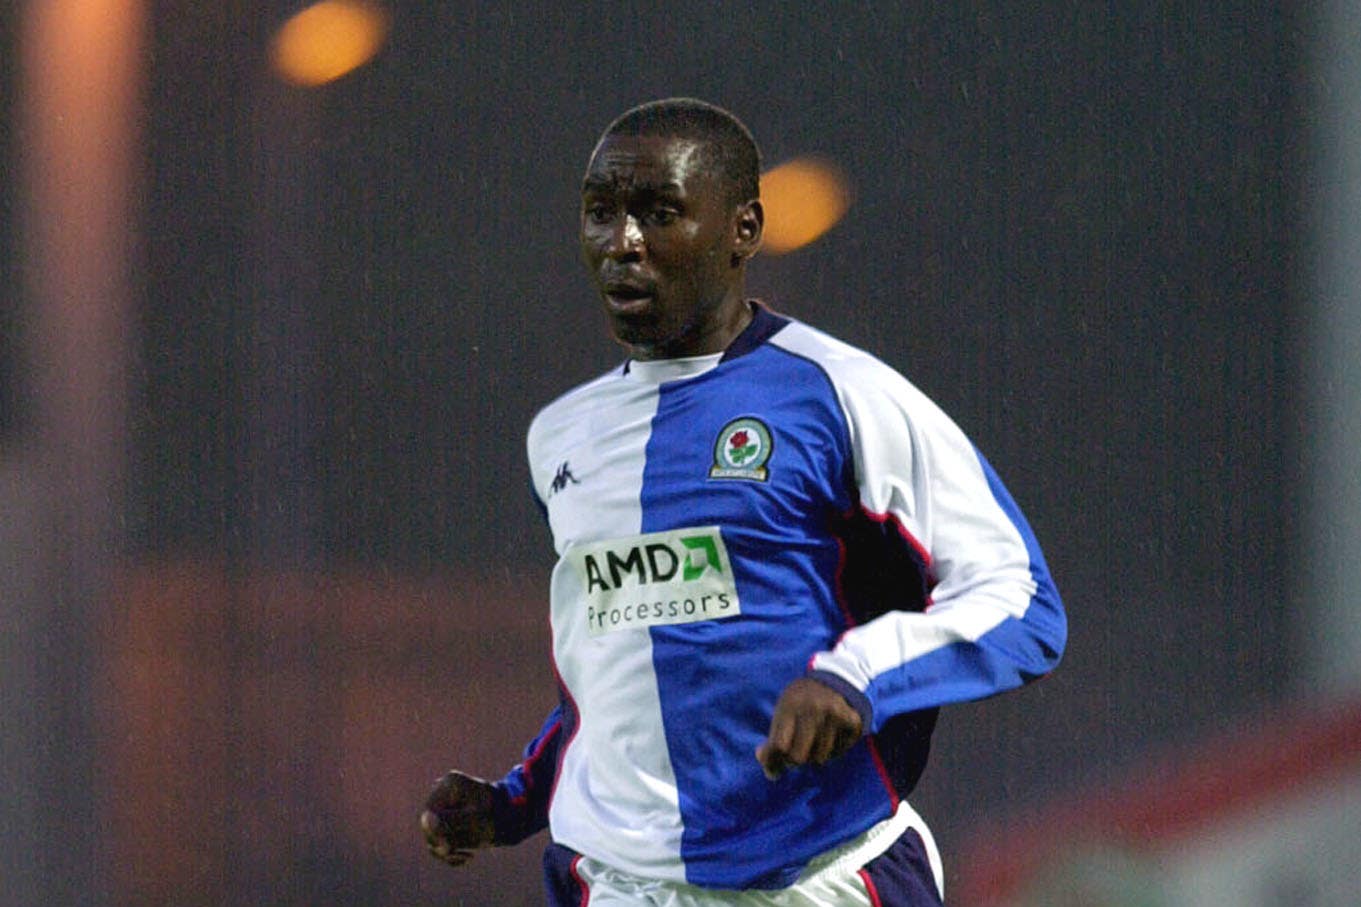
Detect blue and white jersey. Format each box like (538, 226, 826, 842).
(490, 304, 1065, 890)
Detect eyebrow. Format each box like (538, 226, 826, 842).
(581, 176, 683, 196)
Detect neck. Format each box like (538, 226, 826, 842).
(628, 294, 753, 361)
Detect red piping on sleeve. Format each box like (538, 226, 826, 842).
(855, 503, 934, 580)
(508, 720, 562, 808)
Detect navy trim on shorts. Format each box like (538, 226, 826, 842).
(543, 842, 589, 907)
(545, 827, 940, 906)
(858, 827, 943, 906)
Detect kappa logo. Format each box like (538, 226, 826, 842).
(709, 417, 773, 482)
(548, 461, 579, 497)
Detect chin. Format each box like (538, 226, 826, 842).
(606, 314, 662, 347)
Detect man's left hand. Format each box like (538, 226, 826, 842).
(755, 677, 863, 780)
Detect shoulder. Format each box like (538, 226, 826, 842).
(767, 318, 932, 414)
(525, 363, 631, 466)
(769, 318, 976, 473)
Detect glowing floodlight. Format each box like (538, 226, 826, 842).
(759, 157, 852, 255)
(271, 1, 388, 87)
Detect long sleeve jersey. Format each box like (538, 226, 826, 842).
(488, 304, 1066, 889)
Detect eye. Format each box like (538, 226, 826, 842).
(647, 206, 680, 226)
(584, 203, 614, 225)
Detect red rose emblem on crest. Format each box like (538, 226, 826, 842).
(727, 428, 757, 465)
(711, 419, 769, 479)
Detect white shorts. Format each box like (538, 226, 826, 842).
(551, 801, 945, 906)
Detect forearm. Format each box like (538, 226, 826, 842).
(488, 704, 565, 845)
(812, 565, 1064, 730)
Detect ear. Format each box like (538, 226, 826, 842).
(731, 199, 764, 266)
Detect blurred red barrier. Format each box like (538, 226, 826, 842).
(100, 558, 556, 905)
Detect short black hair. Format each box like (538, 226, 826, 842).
(597, 98, 761, 205)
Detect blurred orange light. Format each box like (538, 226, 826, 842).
(270, 1, 388, 87)
(759, 157, 851, 255)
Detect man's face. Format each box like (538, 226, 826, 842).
(580, 134, 746, 359)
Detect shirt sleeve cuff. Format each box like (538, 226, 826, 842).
(807, 669, 874, 732)
(490, 779, 543, 846)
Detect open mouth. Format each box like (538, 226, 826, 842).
(603, 284, 656, 311)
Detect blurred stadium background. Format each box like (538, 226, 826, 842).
(3, 2, 1359, 905)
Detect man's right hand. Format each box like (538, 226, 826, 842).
(420, 770, 497, 867)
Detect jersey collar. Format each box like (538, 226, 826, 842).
(620, 300, 791, 381)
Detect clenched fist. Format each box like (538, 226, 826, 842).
(420, 770, 497, 867)
(755, 677, 863, 780)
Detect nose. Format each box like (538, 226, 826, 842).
(605, 214, 645, 262)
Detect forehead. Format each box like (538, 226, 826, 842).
(582, 134, 718, 196)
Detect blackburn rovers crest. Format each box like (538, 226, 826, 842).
(709, 417, 772, 482)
